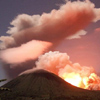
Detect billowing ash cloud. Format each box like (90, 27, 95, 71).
(0, 0, 100, 78)
(36, 51, 94, 77)
(22, 51, 100, 90)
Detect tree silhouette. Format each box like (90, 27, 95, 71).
(0, 79, 10, 91)
(0, 79, 7, 82)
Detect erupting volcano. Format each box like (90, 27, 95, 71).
(0, 0, 100, 97)
(1, 69, 100, 100)
(28, 51, 100, 91)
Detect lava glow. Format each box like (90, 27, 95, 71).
(35, 51, 100, 90)
(62, 73, 82, 87)
(62, 72, 100, 90)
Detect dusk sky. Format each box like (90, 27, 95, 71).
(0, 0, 100, 85)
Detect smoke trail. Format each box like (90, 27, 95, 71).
(0, 0, 100, 78)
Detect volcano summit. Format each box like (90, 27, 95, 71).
(0, 69, 100, 100)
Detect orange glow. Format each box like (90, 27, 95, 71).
(62, 73, 82, 87)
(61, 72, 100, 90)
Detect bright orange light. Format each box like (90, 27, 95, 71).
(61, 72, 100, 90)
(63, 73, 82, 87)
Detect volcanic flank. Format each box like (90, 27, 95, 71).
(0, 69, 100, 100)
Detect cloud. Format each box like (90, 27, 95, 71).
(67, 30, 87, 39)
(0, 36, 15, 50)
(7, 14, 41, 35)
(0, 40, 52, 64)
(35, 51, 94, 76)
(24, 51, 100, 90)
(1, 0, 100, 49)
(0, 0, 100, 78)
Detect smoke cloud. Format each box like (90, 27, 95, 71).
(0, 0, 100, 78)
(0, 40, 52, 64)
(67, 30, 87, 39)
(35, 51, 94, 76)
(22, 51, 100, 90)
(1, 0, 100, 48)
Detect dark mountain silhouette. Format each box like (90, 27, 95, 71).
(0, 69, 100, 100)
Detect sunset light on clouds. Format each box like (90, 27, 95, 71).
(0, 0, 100, 89)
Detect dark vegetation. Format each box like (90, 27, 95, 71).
(0, 79, 10, 92)
(0, 69, 100, 100)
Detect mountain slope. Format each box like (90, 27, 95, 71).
(0, 69, 100, 100)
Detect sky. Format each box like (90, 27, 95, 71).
(0, 0, 100, 85)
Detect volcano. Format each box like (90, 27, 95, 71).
(0, 69, 100, 100)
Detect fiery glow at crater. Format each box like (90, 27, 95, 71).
(35, 51, 100, 90)
(63, 73, 82, 87)
(62, 72, 100, 90)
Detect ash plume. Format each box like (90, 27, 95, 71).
(22, 51, 100, 90)
(0, 0, 100, 78)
